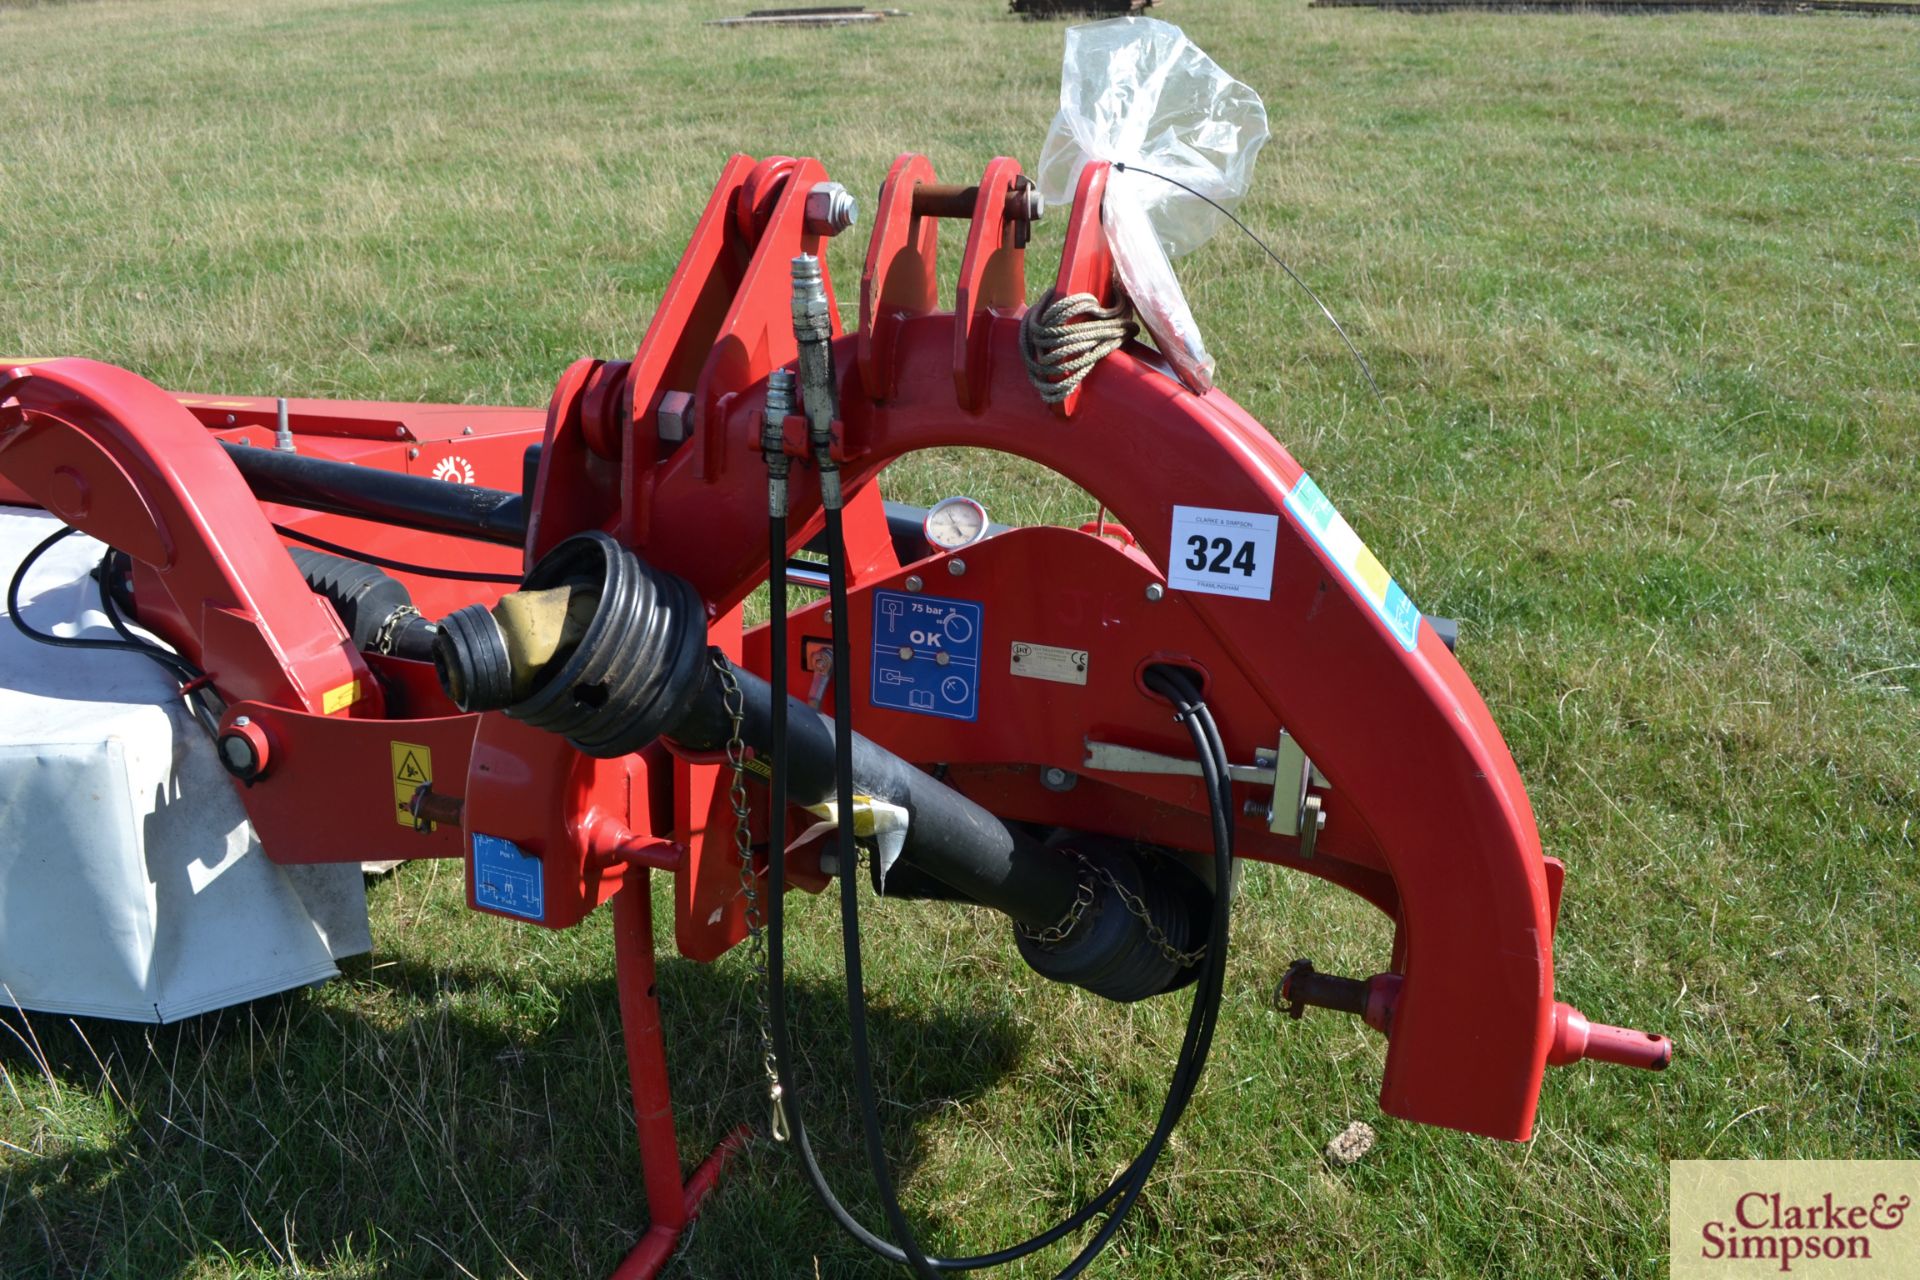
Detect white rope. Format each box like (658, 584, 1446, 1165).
(1019, 290, 1137, 405)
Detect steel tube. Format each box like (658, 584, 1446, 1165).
(220, 440, 526, 546)
(909, 181, 1043, 222)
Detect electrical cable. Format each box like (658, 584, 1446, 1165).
(94, 548, 225, 739)
(759, 429, 1237, 1273)
(6, 525, 221, 738)
(271, 523, 522, 584)
(1111, 161, 1385, 406)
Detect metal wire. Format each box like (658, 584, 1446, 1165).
(1112, 161, 1385, 405)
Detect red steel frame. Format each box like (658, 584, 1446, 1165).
(0, 153, 1667, 1276)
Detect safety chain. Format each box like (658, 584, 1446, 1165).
(1016, 868, 1096, 947)
(714, 653, 788, 1142)
(370, 603, 422, 656)
(1017, 853, 1208, 969)
(1092, 857, 1208, 969)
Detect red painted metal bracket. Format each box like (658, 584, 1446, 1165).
(608, 877, 750, 1280)
(1047, 160, 1120, 419)
(858, 153, 940, 402)
(951, 156, 1028, 413)
(0, 358, 377, 716)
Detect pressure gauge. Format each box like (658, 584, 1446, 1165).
(923, 496, 989, 551)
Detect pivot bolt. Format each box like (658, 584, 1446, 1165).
(217, 716, 272, 783)
(804, 182, 859, 236)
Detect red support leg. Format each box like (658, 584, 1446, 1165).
(609, 875, 750, 1280)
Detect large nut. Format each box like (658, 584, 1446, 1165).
(804, 182, 858, 236)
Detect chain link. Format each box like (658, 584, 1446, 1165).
(370, 603, 421, 656)
(1017, 853, 1208, 970)
(1091, 858, 1208, 968)
(1016, 869, 1096, 946)
(714, 653, 788, 1141)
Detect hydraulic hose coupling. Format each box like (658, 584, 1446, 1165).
(788, 253, 842, 508)
(763, 367, 795, 518)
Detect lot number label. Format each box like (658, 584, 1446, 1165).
(1167, 505, 1278, 601)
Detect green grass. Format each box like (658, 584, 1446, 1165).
(3, 0, 1917, 1276)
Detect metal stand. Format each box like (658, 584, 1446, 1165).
(609, 875, 750, 1280)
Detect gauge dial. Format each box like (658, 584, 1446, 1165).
(923, 496, 989, 551)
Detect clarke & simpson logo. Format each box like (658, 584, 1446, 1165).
(1673, 1162, 1919, 1277)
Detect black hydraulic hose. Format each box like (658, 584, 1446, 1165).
(761, 468, 1237, 1269)
(273, 522, 522, 585)
(822, 494, 945, 1280)
(94, 546, 225, 739)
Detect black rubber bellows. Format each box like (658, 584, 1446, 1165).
(433, 531, 712, 759)
(1014, 838, 1211, 1003)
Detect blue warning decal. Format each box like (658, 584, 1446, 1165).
(473, 833, 544, 921)
(870, 589, 982, 722)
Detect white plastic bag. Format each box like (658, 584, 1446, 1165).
(1036, 18, 1270, 393)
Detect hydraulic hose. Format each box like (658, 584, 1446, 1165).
(762, 252, 1238, 1274)
(775, 513, 1232, 1273)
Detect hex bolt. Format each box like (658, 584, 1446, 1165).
(905, 575, 923, 593)
(408, 447, 421, 459)
(1040, 767, 1078, 792)
(948, 559, 967, 576)
(233, 716, 251, 728)
(804, 182, 859, 237)
(1012, 184, 1046, 223)
(1145, 583, 1165, 602)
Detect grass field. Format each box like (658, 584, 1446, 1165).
(3, 0, 1917, 1276)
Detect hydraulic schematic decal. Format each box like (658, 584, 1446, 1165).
(1284, 473, 1421, 651)
(472, 833, 544, 921)
(870, 589, 982, 722)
